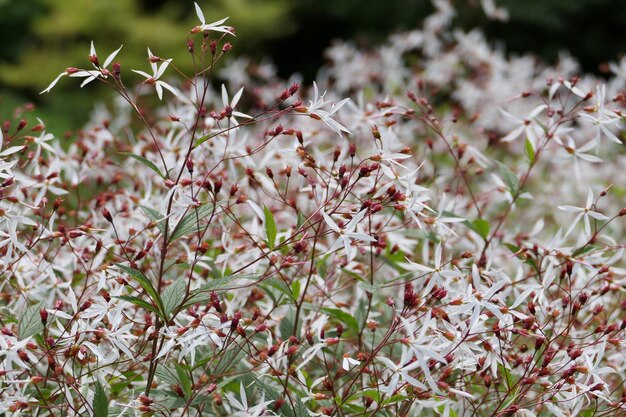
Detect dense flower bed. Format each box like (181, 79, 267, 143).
(1, 1, 625, 416)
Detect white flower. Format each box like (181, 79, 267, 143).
(225, 382, 275, 417)
(322, 209, 376, 260)
(305, 82, 351, 135)
(132, 48, 180, 100)
(70, 41, 123, 88)
(377, 346, 427, 394)
(578, 84, 622, 147)
(40, 41, 122, 93)
(193, 3, 234, 35)
(557, 188, 609, 237)
(342, 354, 361, 371)
(553, 135, 602, 180)
(499, 104, 547, 145)
(221, 84, 253, 126)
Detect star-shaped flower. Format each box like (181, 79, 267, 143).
(322, 209, 376, 260)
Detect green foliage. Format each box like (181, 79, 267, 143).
(0, 0, 291, 92)
(18, 302, 44, 340)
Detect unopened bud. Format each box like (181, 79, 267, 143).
(102, 207, 113, 222)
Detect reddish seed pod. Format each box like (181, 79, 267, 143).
(102, 207, 113, 222)
(40, 308, 48, 325)
(17, 119, 27, 132)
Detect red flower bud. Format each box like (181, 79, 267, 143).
(102, 207, 113, 222)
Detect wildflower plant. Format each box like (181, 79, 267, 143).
(2, 1, 626, 416)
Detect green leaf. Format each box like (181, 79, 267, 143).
(524, 138, 535, 163)
(260, 277, 295, 301)
(162, 278, 187, 317)
(18, 302, 44, 340)
(251, 376, 293, 417)
(321, 307, 359, 334)
(139, 205, 167, 236)
(115, 263, 164, 316)
(279, 308, 300, 339)
(155, 364, 179, 385)
(572, 244, 599, 258)
(496, 161, 520, 195)
(296, 212, 306, 230)
(195, 132, 218, 147)
(354, 299, 367, 332)
(498, 363, 516, 389)
(471, 218, 490, 240)
(293, 397, 309, 417)
(291, 280, 301, 301)
(264, 205, 277, 250)
(213, 347, 246, 375)
(503, 243, 538, 271)
(120, 152, 166, 180)
(169, 203, 217, 242)
(114, 295, 160, 314)
(93, 381, 109, 417)
(183, 274, 258, 307)
(174, 362, 192, 398)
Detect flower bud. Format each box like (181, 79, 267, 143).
(102, 207, 113, 222)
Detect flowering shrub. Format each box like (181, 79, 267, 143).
(2, 1, 626, 416)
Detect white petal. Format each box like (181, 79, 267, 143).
(155, 83, 163, 100)
(0, 146, 25, 156)
(557, 205, 583, 213)
(500, 125, 524, 142)
(40, 71, 67, 94)
(103, 44, 123, 68)
(528, 104, 547, 119)
(231, 86, 244, 107)
(586, 188, 594, 207)
(156, 59, 171, 79)
(321, 211, 341, 234)
(221, 84, 229, 107)
(588, 211, 609, 220)
(194, 2, 205, 24)
(132, 69, 152, 79)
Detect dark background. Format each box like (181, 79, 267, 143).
(1, 0, 624, 133)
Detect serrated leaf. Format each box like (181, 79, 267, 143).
(120, 152, 167, 180)
(322, 307, 360, 334)
(524, 138, 535, 163)
(93, 381, 109, 417)
(139, 205, 167, 236)
(18, 302, 44, 340)
(264, 206, 277, 250)
(213, 347, 246, 375)
(169, 203, 217, 242)
(115, 263, 164, 316)
(162, 278, 187, 317)
(293, 397, 309, 417)
(155, 364, 179, 385)
(183, 274, 258, 308)
(496, 161, 520, 195)
(251, 376, 293, 417)
(114, 295, 160, 314)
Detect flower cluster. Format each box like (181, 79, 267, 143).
(2, 1, 626, 416)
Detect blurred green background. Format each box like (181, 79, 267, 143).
(1, 0, 625, 133)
